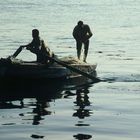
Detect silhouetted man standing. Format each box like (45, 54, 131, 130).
(73, 21, 93, 62)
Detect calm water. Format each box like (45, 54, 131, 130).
(0, 0, 140, 140)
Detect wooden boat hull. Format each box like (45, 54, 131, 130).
(0, 57, 96, 79)
(0, 58, 68, 79)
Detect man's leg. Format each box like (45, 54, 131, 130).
(76, 41, 82, 60)
(83, 40, 89, 62)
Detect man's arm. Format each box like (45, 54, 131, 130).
(87, 25, 93, 39)
(72, 27, 77, 39)
(82, 25, 93, 42)
(73, 26, 80, 41)
(12, 45, 25, 58)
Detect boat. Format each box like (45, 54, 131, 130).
(0, 56, 97, 98)
(0, 56, 97, 88)
(0, 56, 97, 81)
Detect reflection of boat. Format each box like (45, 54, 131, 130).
(0, 79, 93, 139)
(0, 80, 64, 99)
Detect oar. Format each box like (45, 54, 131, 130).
(47, 56, 101, 82)
(11, 46, 24, 58)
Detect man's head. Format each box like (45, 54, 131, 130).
(77, 21, 83, 27)
(32, 29, 39, 38)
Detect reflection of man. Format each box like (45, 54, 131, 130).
(73, 21, 93, 62)
(73, 134, 92, 140)
(73, 88, 91, 119)
(32, 99, 51, 125)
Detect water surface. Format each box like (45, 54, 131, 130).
(0, 0, 140, 140)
